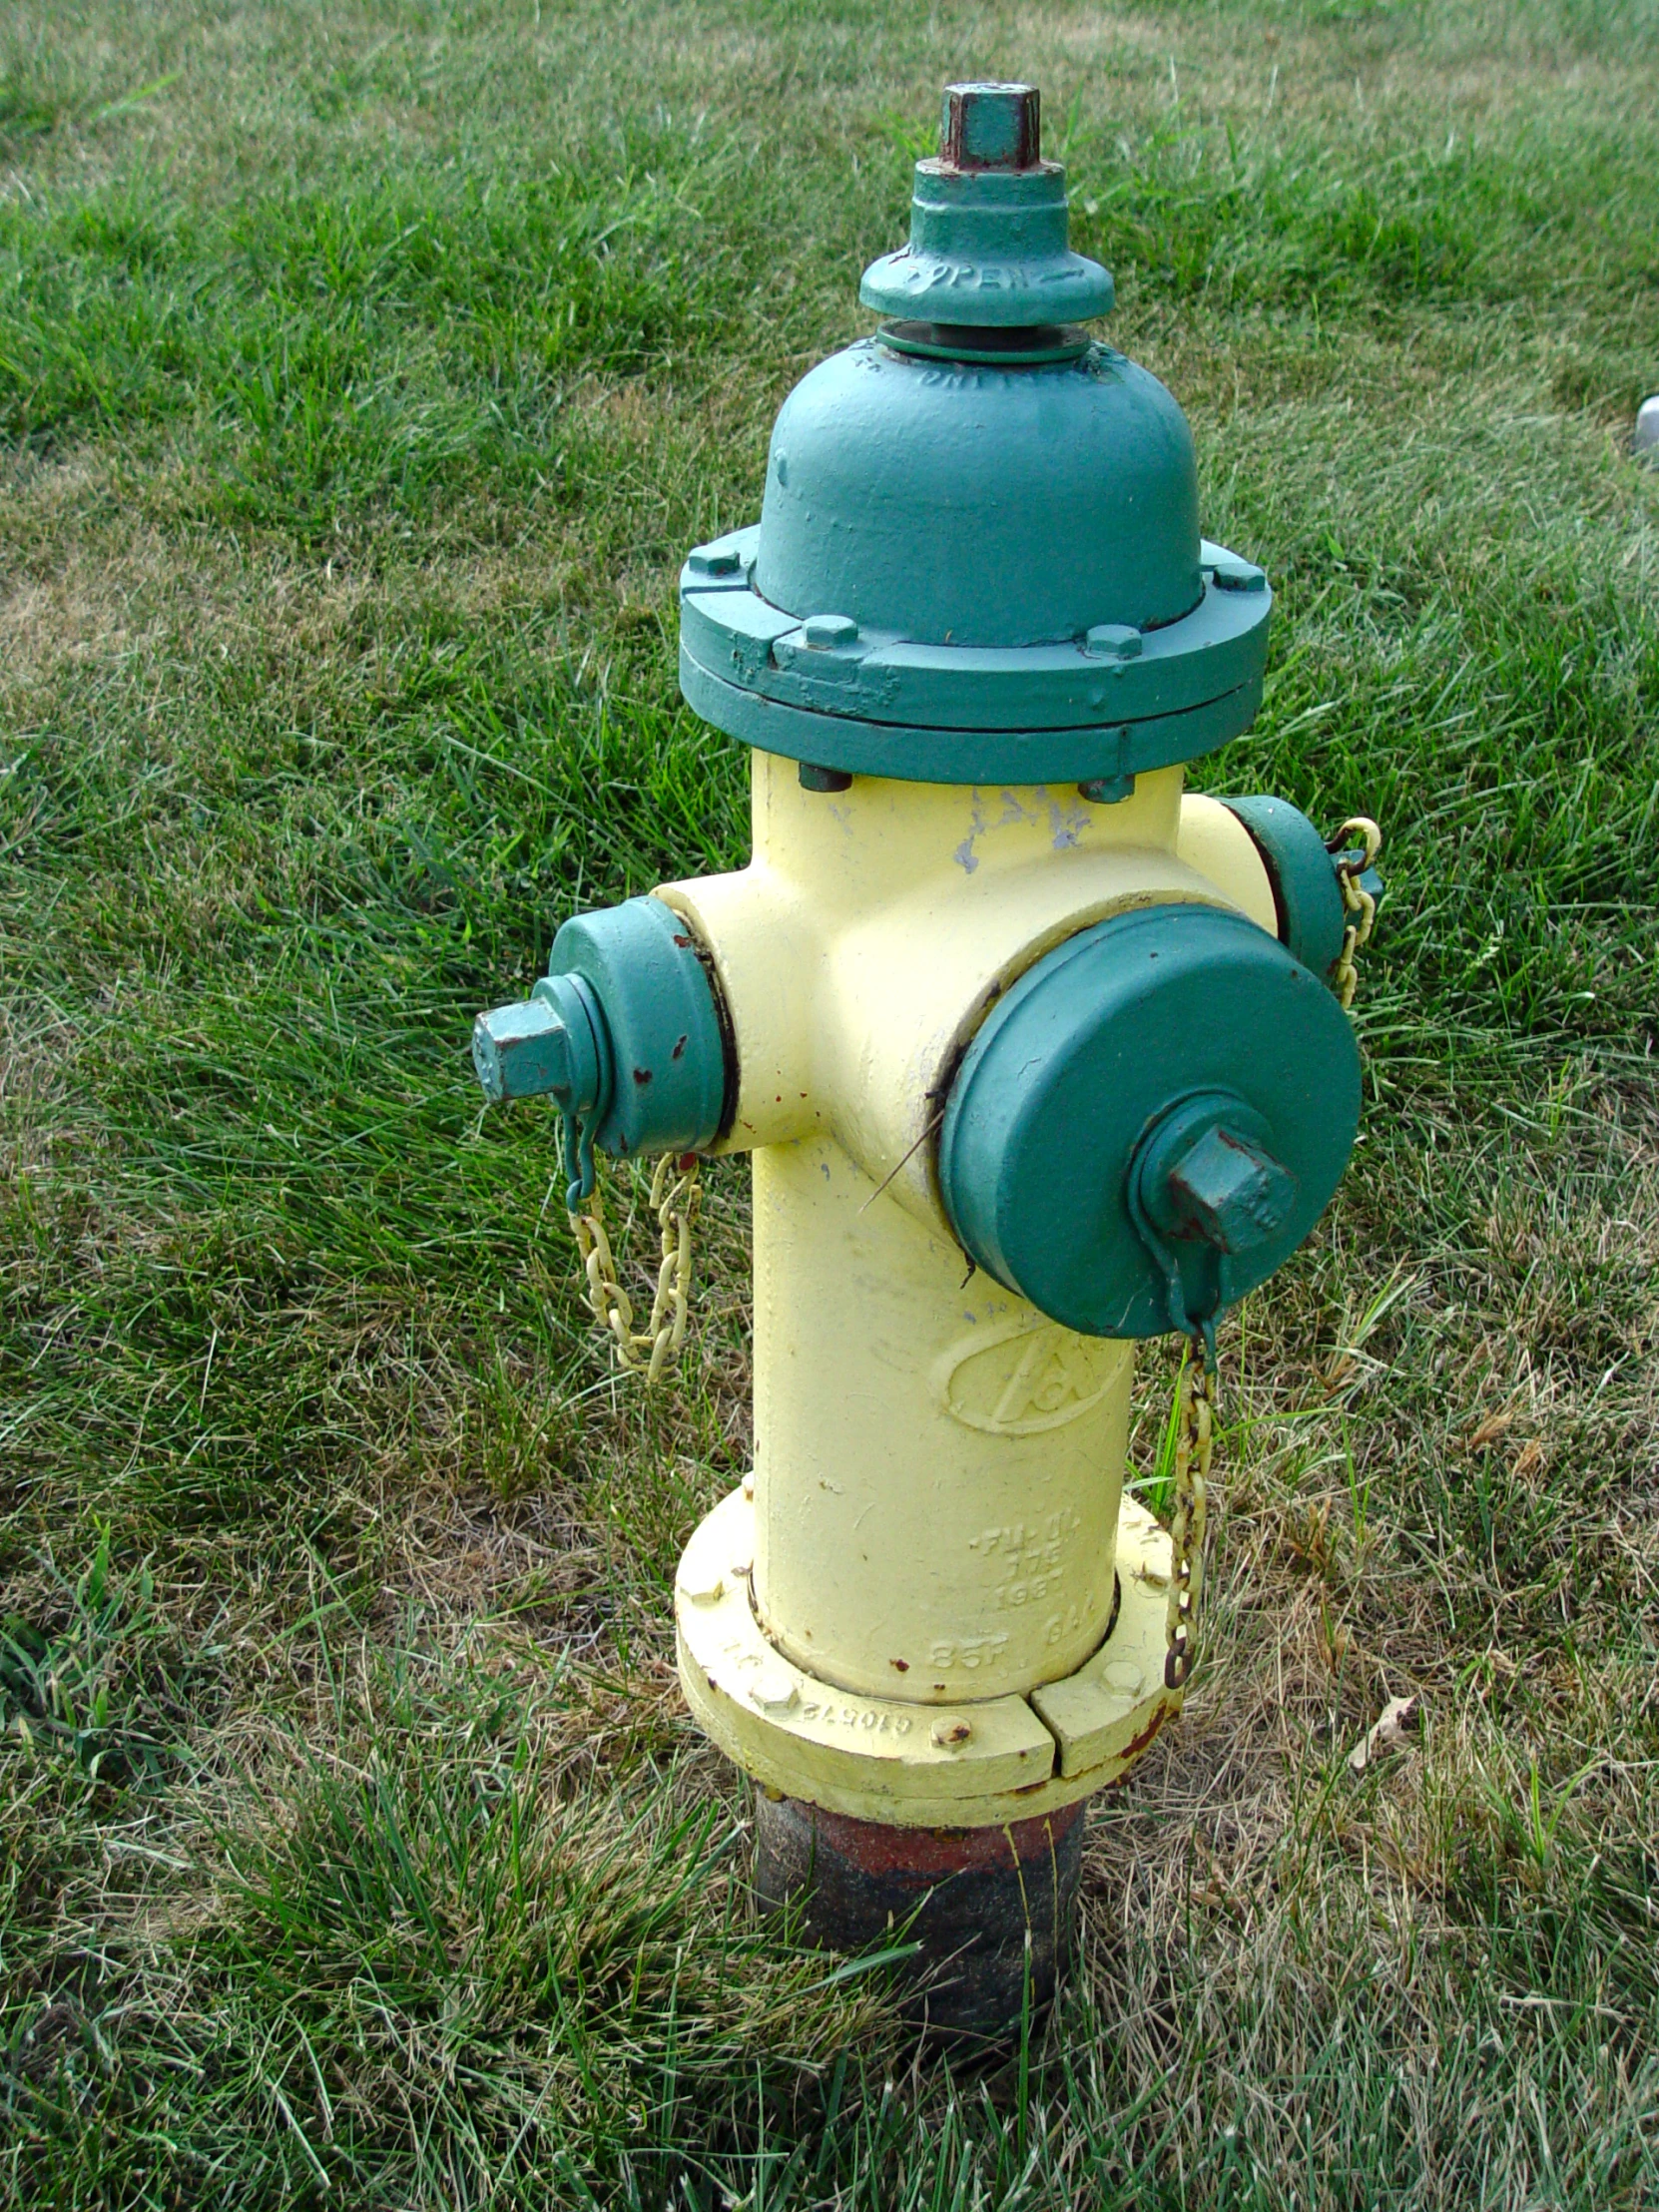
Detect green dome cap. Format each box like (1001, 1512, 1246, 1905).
(676, 79, 1273, 788)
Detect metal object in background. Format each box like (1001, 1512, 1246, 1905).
(473, 79, 1385, 2043)
(1634, 395, 1659, 460)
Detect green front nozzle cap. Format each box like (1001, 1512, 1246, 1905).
(938, 905, 1361, 1340)
(471, 899, 730, 1206)
(858, 81, 1113, 332)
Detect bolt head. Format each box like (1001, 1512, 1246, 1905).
(751, 1669, 800, 1715)
(1083, 623, 1143, 661)
(799, 762, 853, 793)
(802, 613, 859, 651)
(1078, 770, 1136, 806)
(939, 82, 1040, 173)
(472, 1000, 574, 1104)
(930, 1716, 973, 1750)
(1168, 1125, 1297, 1255)
(1210, 554, 1267, 594)
(687, 542, 743, 577)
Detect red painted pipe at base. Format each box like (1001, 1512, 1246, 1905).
(753, 1791, 1088, 2046)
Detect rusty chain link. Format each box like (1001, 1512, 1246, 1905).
(1164, 1335, 1215, 1692)
(1330, 816, 1383, 1013)
(569, 1152, 702, 1384)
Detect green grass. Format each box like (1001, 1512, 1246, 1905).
(3, 0, 1659, 2202)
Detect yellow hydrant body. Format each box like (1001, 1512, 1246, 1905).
(666, 764, 1277, 1827)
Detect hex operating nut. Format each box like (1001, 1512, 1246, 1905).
(471, 999, 573, 1104)
(939, 81, 1040, 173)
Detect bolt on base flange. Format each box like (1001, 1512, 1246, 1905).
(754, 1790, 1086, 2048)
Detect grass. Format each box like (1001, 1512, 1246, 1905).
(2, 0, 1658, 2201)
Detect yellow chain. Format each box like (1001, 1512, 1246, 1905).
(1331, 816, 1383, 1012)
(1158, 815, 1379, 1689)
(568, 1153, 702, 1385)
(1164, 1339, 1215, 1692)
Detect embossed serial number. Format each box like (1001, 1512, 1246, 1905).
(971, 1511, 1081, 1612)
(800, 1704, 913, 1735)
(928, 1634, 1010, 1671)
(993, 1573, 1062, 1611)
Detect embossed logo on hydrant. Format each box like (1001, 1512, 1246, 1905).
(934, 1320, 1131, 1435)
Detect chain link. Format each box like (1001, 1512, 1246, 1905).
(1330, 815, 1383, 1012)
(1164, 1336, 1215, 1692)
(568, 1152, 702, 1385)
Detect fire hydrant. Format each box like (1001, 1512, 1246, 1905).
(473, 83, 1380, 2040)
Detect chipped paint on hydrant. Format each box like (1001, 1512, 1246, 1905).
(473, 81, 1381, 2042)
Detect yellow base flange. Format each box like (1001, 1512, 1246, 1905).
(676, 1484, 1179, 1828)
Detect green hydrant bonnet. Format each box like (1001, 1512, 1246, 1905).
(679, 83, 1271, 786)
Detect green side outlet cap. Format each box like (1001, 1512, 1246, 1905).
(472, 897, 730, 1206)
(1220, 796, 1347, 980)
(939, 904, 1361, 1338)
(547, 896, 730, 1162)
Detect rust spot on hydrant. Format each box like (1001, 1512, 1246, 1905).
(1119, 1705, 1171, 1764)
